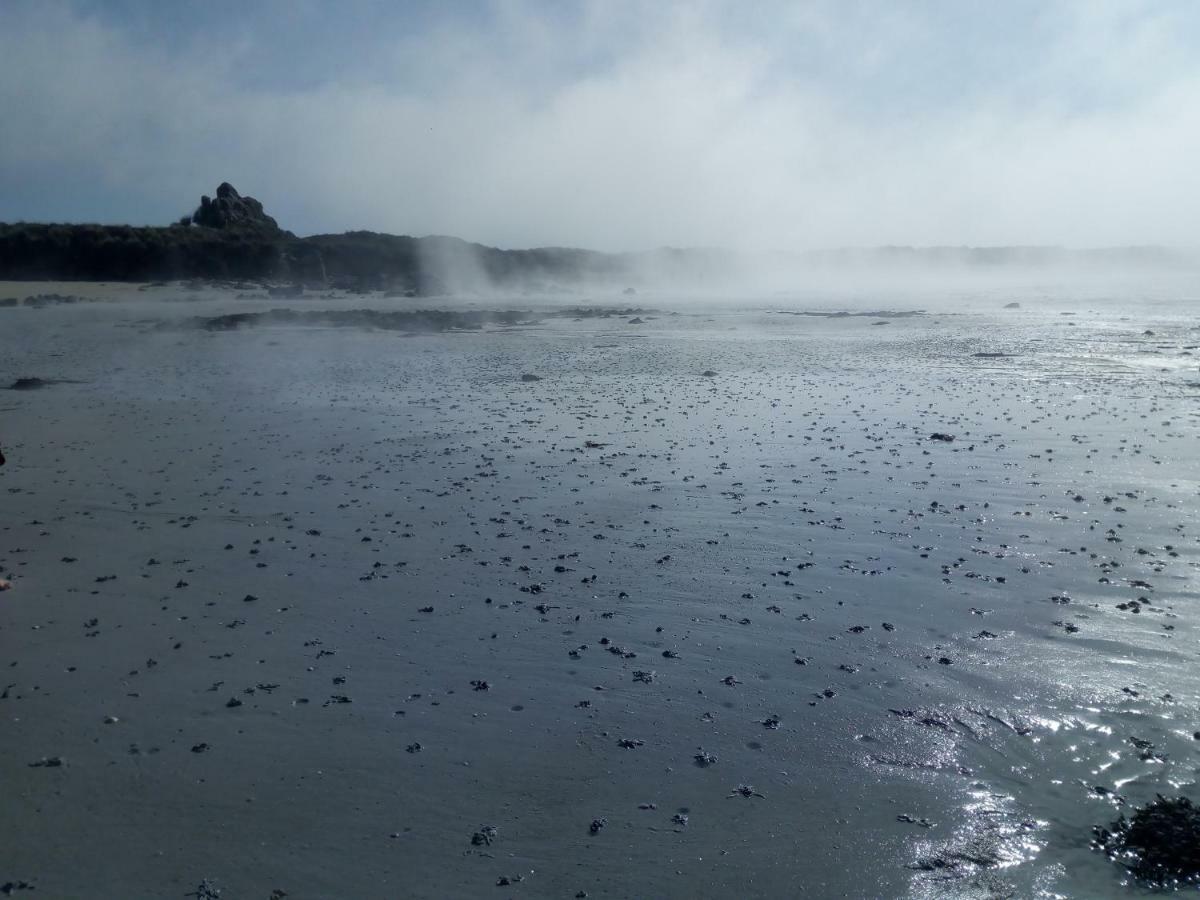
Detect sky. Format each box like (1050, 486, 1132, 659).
(1, 0, 1198, 252)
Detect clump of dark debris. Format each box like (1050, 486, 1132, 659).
(1093, 795, 1200, 887)
(8, 378, 51, 390)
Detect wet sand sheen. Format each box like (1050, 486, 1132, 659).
(0, 283, 1197, 898)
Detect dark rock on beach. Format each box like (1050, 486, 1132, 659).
(1094, 796, 1200, 887)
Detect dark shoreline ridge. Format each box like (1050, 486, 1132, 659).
(184, 306, 660, 333)
(1, 182, 1194, 290)
(189, 308, 538, 333)
(0, 182, 712, 292)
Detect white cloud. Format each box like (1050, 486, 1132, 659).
(1, 0, 1198, 250)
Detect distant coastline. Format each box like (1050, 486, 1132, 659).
(1, 183, 1195, 293)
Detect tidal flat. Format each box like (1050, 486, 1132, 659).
(1, 281, 1197, 898)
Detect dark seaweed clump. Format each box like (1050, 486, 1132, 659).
(1093, 795, 1200, 887)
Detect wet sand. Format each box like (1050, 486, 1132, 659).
(1, 281, 1198, 898)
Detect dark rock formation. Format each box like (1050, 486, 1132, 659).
(192, 183, 284, 235)
(1094, 795, 1200, 887)
(9, 377, 51, 390)
(0, 182, 650, 289)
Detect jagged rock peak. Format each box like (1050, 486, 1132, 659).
(192, 183, 282, 233)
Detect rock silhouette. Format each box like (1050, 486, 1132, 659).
(192, 183, 284, 234)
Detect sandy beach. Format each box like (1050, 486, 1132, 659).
(1, 281, 1197, 898)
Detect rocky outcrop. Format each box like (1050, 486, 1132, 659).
(192, 183, 285, 235)
(0, 180, 634, 289)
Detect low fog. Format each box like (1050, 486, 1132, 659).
(412, 237, 1200, 299)
(2, 1, 1200, 256)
